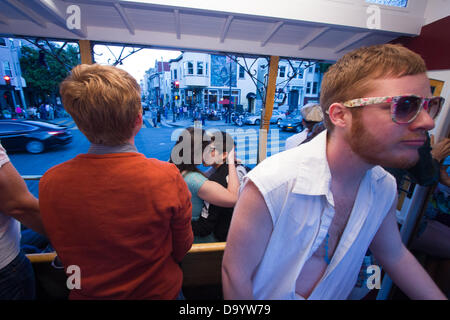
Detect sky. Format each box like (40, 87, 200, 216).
(93, 45, 181, 82)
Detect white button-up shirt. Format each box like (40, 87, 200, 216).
(245, 130, 396, 299)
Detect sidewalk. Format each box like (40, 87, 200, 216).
(145, 114, 234, 129)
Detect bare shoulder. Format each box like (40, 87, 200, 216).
(231, 179, 273, 234)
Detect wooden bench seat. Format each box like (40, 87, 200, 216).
(26, 242, 226, 299)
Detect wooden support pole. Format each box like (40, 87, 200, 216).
(79, 40, 93, 65)
(258, 55, 279, 163)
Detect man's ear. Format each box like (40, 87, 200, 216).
(135, 112, 143, 127)
(132, 112, 143, 136)
(328, 103, 351, 129)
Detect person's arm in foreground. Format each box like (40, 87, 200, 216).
(369, 200, 446, 300)
(0, 161, 45, 235)
(222, 180, 273, 299)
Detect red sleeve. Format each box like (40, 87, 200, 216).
(170, 170, 193, 262)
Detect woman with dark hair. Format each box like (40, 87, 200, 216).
(170, 128, 239, 242)
(195, 130, 241, 242)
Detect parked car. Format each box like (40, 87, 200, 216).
(244, 110, 286, 125)
(0, 120, 73, 154)
(279, 115, 303, 132)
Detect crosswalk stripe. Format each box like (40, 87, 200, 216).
(233, 132, 286, 165)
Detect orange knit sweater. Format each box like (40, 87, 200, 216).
(39, 152, 193, 299)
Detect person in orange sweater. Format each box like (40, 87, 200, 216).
(39, 64, 193, 300)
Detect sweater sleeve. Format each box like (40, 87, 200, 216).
(170, 170, 194, 262)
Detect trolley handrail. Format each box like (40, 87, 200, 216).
(22, 175, 43, 181)
(26, 242, 226, 290)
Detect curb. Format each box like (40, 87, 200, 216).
(160, 119, 187, 128)
(143, 118, 153, 128)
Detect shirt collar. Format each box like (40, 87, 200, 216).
(88, 143, 138, 155)
(291, 130, 388, 202)
(291, 130, 332, 199)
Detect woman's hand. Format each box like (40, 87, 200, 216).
(430, 135, 450, 163)
(227, 147, 236, 164)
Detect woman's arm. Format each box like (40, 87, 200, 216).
(197, 148, 240, 207)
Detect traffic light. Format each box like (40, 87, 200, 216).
(174, 80, 179, 89)
(3, 75, 11, 86)
(174, 95, 179, 100)
(171, 82, 174, 90)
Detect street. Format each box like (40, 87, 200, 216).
(7, 116, 296, 197)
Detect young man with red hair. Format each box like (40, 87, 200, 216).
(223, 44, 446, 300)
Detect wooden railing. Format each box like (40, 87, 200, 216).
(181, 242, 226, 287)
(26, 242, 226, 299)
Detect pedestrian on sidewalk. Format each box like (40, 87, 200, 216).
(151, 107, 158, 127)
(201, 110, 206, 126)
(15, 105, 23, 118)
(157, 108, 161, 125)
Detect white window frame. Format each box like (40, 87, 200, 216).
(197, 61, 204, 75)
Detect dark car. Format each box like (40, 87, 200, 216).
(0, 120, 73, 154)
(279, 115, 303, 132)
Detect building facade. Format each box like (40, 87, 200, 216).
(167, 52, 259, 113)
(0, 38, 27, 118)
(272, 60, 323, 113)
(143, 60, 171, 107)
(145, 51, 323, 115)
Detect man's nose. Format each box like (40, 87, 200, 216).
(410, 108, 435, 131)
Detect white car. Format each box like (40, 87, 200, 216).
(244, 110, 286, 125)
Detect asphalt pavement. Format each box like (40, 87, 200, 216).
(9, 115, 294, 198)
(145, 113, 234, 129)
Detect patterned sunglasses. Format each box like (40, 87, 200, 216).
(342, 95, 445, 124)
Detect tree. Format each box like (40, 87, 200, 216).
(224, 53, 326, 114)
(19, 41, 80, 106)
(93, 45, 143, 66)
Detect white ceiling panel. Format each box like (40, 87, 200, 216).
(0, 0, 429, 61)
